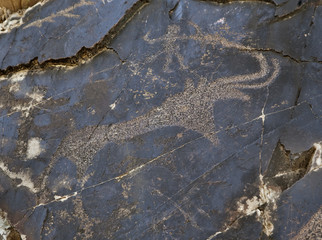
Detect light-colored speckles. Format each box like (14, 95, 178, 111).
(121, 182, 131, 199)
(58, 210, 74, 223)
(0, 161, 38, 192)
(40, 22, 280, 185)
(144, 25, 188, 72)
(291, 206, 322, 240)
(26, 137, 45, 159)
(73, 196, 100, 240)
(3, 71, 28, 95)
(51, 176, 74, 193)
(1, 71, 47, 118)
(116, 207, 132, 219)
(142, 90, 156, 100)
(24, 0, 95, 29)
(11, 89, 45, 118)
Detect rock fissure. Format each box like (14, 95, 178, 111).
(245, 47, 322, 64)
(1, 0, 321, 239)
(168, 0, 180, 20)
(198, 0, 276, 6)
(271, 0, 310, 22)
(0, 0, 149, 77)
(236, 141, 319, 237)
(1, 11, 322, 79)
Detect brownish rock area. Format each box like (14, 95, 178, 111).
(0, 0, 40, 12)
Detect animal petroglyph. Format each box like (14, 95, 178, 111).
(39, 23, 281, 186)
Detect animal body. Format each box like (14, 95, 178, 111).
(38, 23, 281, 189)
(0, 0, 40, 22)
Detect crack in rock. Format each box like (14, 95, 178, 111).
(0, 0, 149, 76)
(235, 141, 320, 237)
(199, 0, 276, 5)
(1, 0, 321, 77)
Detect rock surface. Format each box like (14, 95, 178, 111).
(0, 0, 321, 239)
(0, 0, 41, 12)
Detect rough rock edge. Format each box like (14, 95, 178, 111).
(207, 141, 322, 239)
(1, 0, 322, 78)
(0, 0, 149, 77)
(0, 0, 45, 30)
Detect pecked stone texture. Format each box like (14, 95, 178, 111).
(0, 0, 321, 239)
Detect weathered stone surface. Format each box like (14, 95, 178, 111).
(0, 0, 40, 12)
(0, 0, 321, 239)
(0, 0, 146, 69)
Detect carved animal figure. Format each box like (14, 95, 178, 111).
(38, 24, 281, 189)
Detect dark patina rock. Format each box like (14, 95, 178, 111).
(0, 0, 321, 239)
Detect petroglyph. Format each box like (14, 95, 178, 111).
(24, 0, 95, 29)
(143, 22, 249, 72)
(143, 25, 188, 72)
(39, 23, 281, 187)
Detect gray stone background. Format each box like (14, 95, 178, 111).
(0, 0, 321, 239)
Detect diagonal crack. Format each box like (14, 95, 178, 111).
(243, 48, 322, 64)
(1, 28, 17, 68)
(198, 0, 276, 6)
(259, 84, 270, 175)
(271, 1, 309, 22)
(304, 4, 318, 49)
(0, 0, 149, 77)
